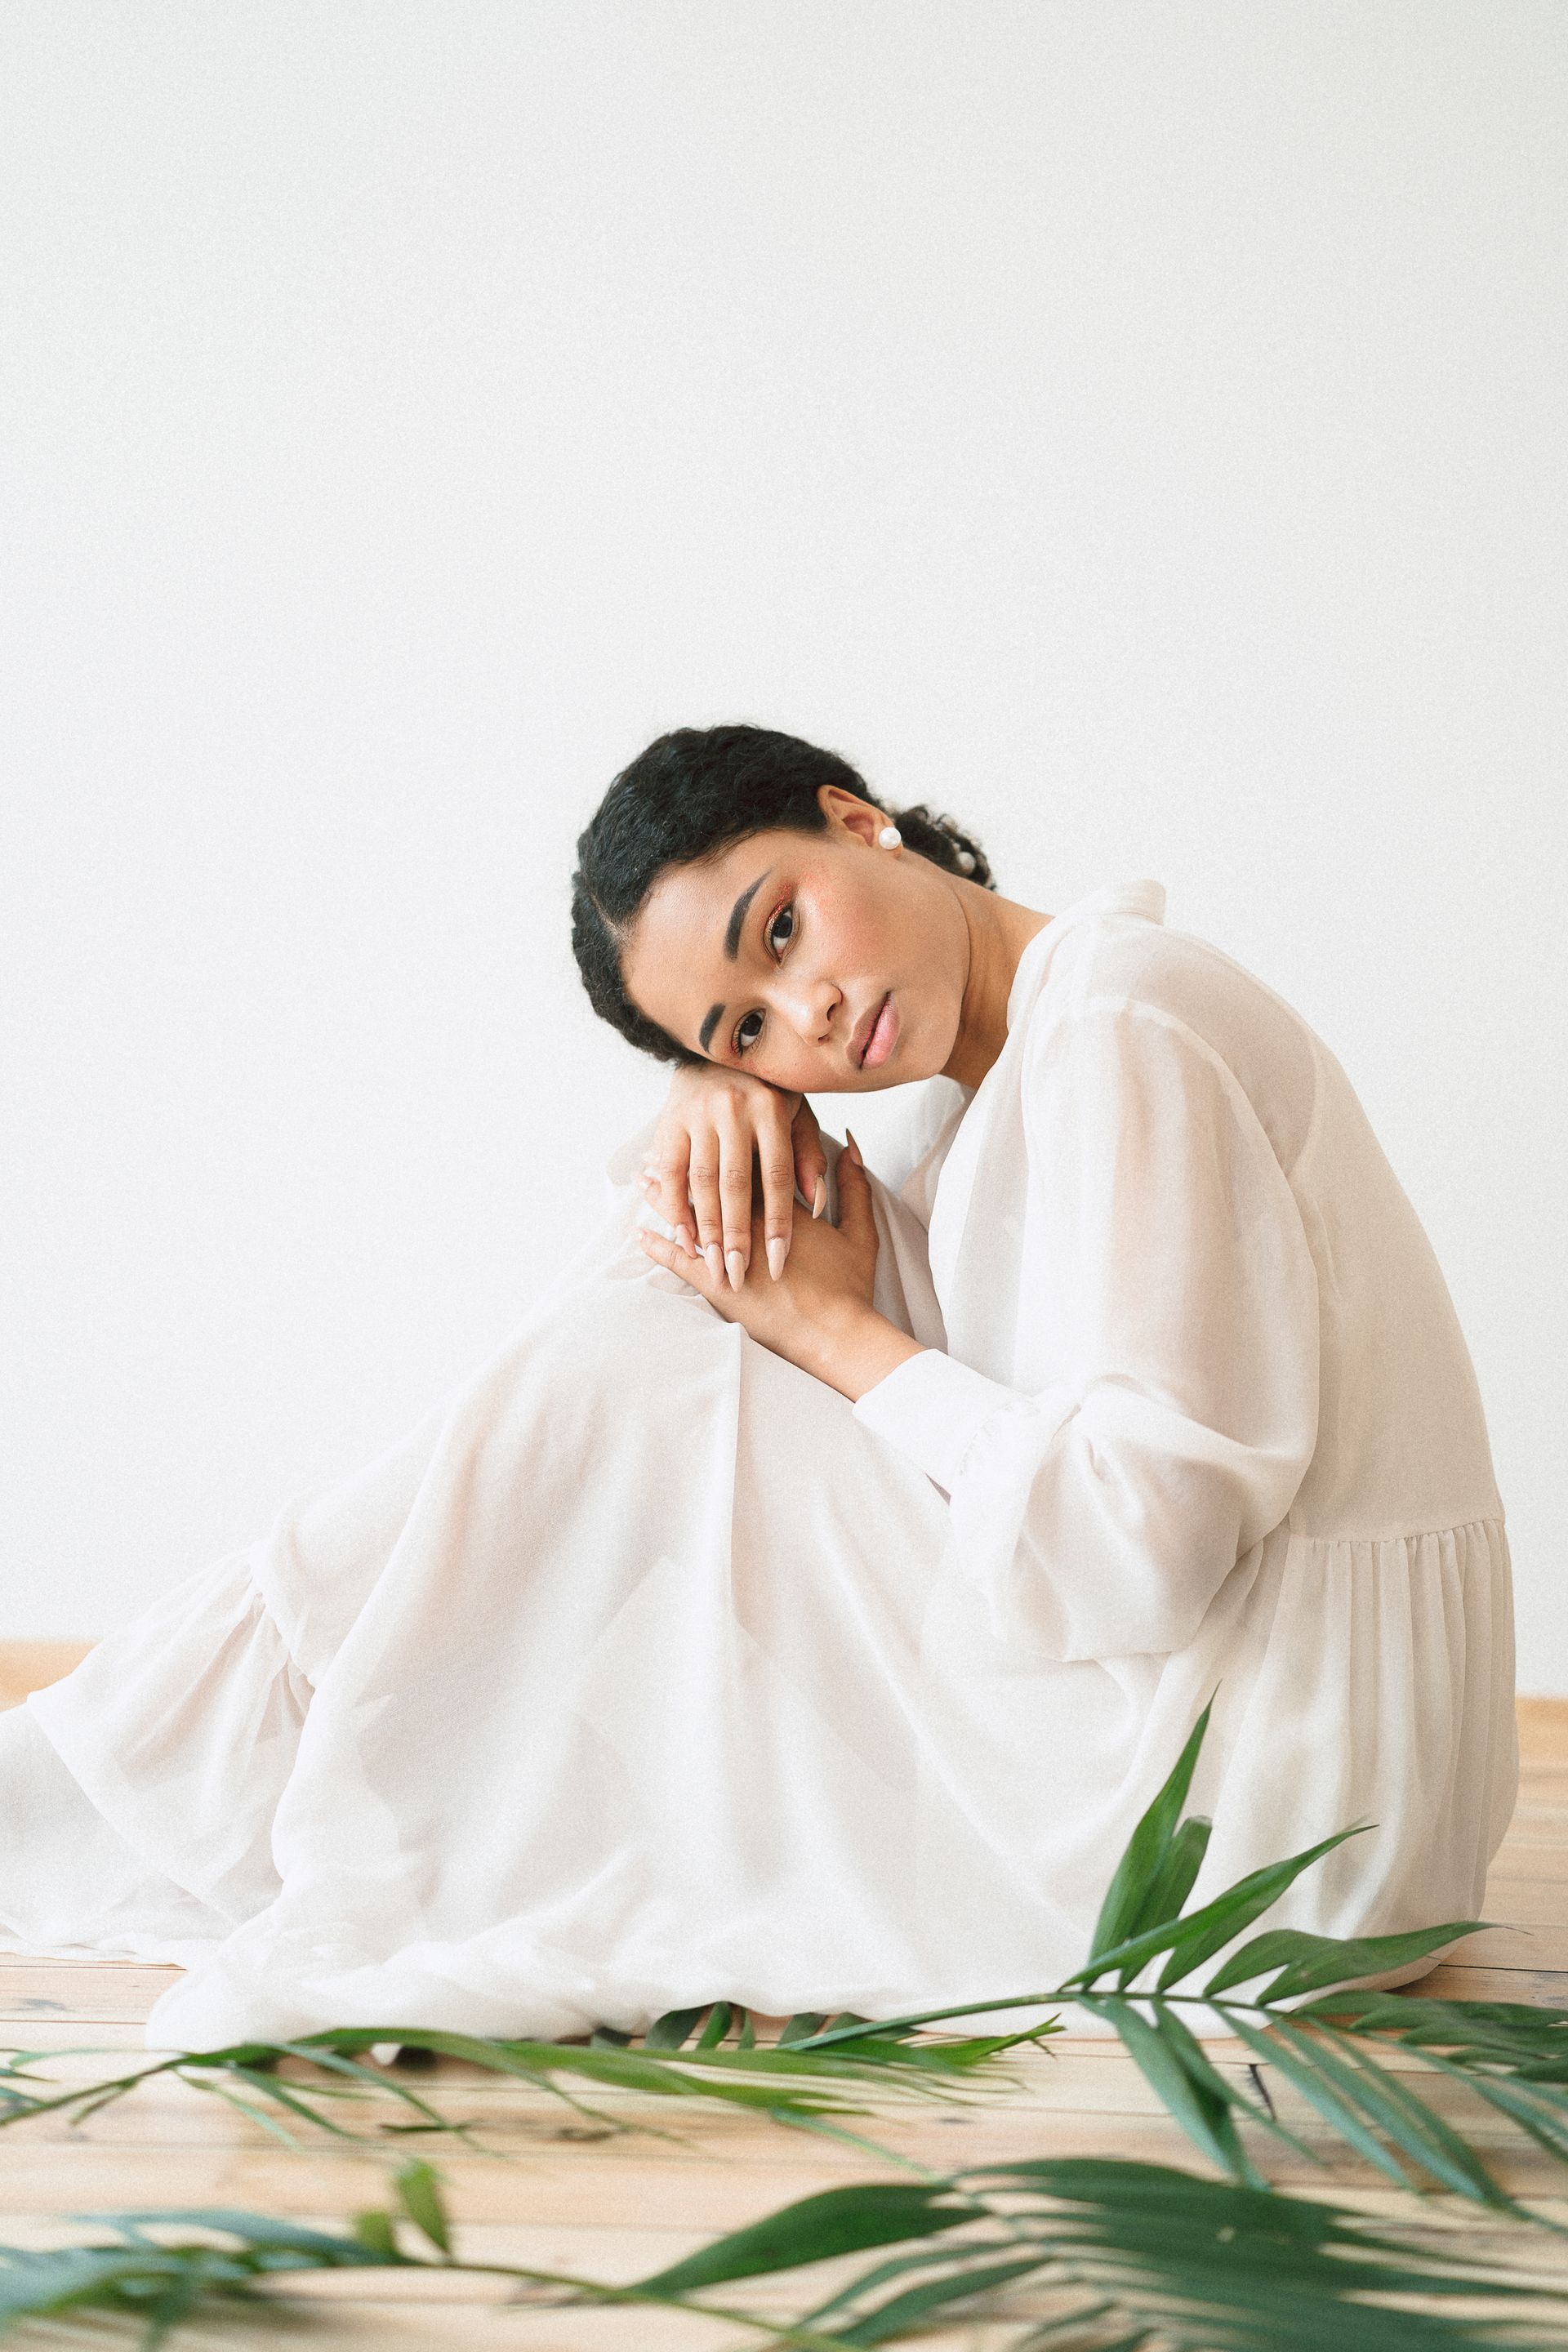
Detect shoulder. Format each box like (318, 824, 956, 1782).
(1022, 915, 1317, 1172)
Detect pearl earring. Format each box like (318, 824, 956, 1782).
(878, 825, 902, 849)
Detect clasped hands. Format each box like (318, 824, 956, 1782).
(634, 1067, 923, 1404)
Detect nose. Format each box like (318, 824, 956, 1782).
(776, 972, 840, 1045)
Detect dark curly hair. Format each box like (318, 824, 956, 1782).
(572, 724, 996, 1063)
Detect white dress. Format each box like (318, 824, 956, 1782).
(0, 880, 1516, 2050)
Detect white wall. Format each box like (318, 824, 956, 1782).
(2, 3, 1564, 1683)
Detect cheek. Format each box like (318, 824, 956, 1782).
(804, 876, 882, 971)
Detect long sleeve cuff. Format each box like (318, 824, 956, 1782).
(852, 1348, 1078, 1494)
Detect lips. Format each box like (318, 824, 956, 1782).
(852, 991, 898, 1071)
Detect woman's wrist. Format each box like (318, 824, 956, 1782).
(804, 1306, 925, 1404)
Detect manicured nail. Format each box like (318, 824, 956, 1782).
(811, 1176, 827, 1218)
(845, 1129, 862, 1166)
(725, 1248, 746, 1292)
(705, 1242, 724, 1284)
(678, 1224, 697, 1258)
(767, 1236, 787, 1281)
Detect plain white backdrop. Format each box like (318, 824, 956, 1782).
(2, 5, 1564, 1684)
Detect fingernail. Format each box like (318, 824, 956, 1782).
(767, 1236, 787, 1281)
(705, 1242, 724, 1283)
(845, 1129, 862, 1166)
(812, 1176, 826, 1218)
(678, 1224, 697, 1258)
(725, 1248, 746, 1292)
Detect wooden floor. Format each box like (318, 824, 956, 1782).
(2, 1647, 1565, 2348)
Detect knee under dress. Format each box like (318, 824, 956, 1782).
(0, 879, 1517, 2049)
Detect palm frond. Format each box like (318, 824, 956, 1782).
(786, 1705, 1561, 2214)
(1086, 1698, 1215, 1962)
(10, 2157, 1568, 2350)
(0, 2006, 1055, 2157)
(4, 1699, 1565, 2282)
(1301, 1993, 1568, 2172)
(1061, 1826, 1371, 1996)
(796, 2155, 1568, 2346)
(0, 2202, 395, 2346)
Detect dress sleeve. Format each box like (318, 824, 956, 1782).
(852, 1001, 1321, 1661)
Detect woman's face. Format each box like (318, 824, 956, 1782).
(620, 790, 972, 1093)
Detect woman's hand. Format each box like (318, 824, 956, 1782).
(641, 1064, 829, 1290)
(636, 1133, 924, 1401)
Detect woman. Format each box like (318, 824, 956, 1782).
(1, 724, 1515, 2050)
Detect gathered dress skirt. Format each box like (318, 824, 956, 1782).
(0, 1134, 1517, 2050)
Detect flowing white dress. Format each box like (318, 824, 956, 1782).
(0, 880, 1517, 2050)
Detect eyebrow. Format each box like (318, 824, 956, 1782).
(697, 869, 770, 1055)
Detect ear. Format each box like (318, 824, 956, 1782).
(816, 784, 884, 849)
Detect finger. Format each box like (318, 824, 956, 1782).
(759, 1114, 798, 1281)
(791, 1098, 829, 1221)
(635, 1223, 691, 1279)
(686, 1137, 726, 1285)
(834, 1129, 880, 1257)
(636, 1227, 697, 1283)
(648, 1139, 697, 1257)
(644, 1181, 695, 1257)
(716, 1110, 755, 1291)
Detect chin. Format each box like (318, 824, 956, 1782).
(858, 1056, 916, 1092)
(858, 1033, 943, 1092)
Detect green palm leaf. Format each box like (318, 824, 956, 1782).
(1301, 1993, 1568, 2077)
(0, 2011, 1049, 2155)
(1061, 1828, 1367, 1993)
(1205, 1922, 1483, 2002)
(1088, 1697, 1215, 1962)
(1094, 1997, 1271, 2188)
(3, 1698, 1562, 2278)
(1301, 1994, 1568, 2166)
(15, 2157, 1562, 2350)
(1116, 1814, 1212, 1985)
(643, 2005, 709, 2048)
(392, 2158, 450, 2252)
(633, 2180, 976, 2294)
(1223, 2011, 1510, 2205)
(632, 2156, 1568, 2348)
(0, 2205, 397, 2344)
(697, 1999, 735, 2048)
(1225, 2010, 1423, 2189)
(783, 1702, 1530, 2206)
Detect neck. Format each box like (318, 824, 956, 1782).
(941, 892, 1052, 1089)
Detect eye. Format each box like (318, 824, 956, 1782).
(731, 901, 795, 1056)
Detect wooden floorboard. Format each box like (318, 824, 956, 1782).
(2, 1647, 1565, 2345)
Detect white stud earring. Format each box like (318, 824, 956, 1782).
(878, 825, 902, 849)
(956, 848, 977, 874)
